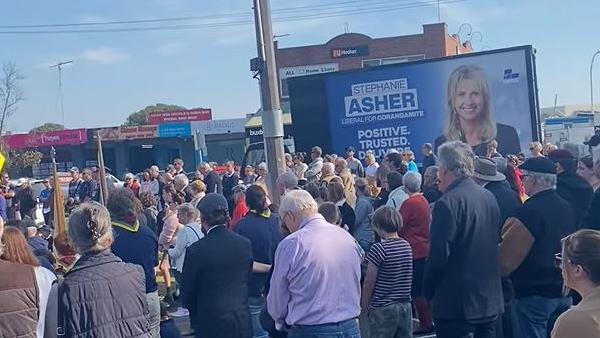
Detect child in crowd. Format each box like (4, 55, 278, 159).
(318, 202, 342, 226)
(361, 206, 413, 338)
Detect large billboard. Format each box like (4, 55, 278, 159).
(3, 129, 87, 150)
(290, 46, 540, 162)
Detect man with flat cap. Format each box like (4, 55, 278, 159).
(182, 193, 253, 338)
(473, 157, 522, 227)
(473, 157, 522, 338)
(498, 157, 575, 338)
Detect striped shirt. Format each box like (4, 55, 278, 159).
(365, 238, 413, 308)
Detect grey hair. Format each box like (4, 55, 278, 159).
(403, 171, 422, 193)
(177, 203, 199, 224)
(199, 162, 211, 170)
(524, 170, 557, 190)
(560, 142, 581, 159)
(257, 162, 268, 171)
(336, 158, 348, 168)
(437, 141, 475, 178)
(174, 173, 189, 191)
(277, 171, 298, 190)
(150, 165, 160, 172)
(322, 162, 335, 174)
(68, 202, 114, 254)
(279, 190, 318, 217)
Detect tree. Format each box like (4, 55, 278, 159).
(30, 123, 65, 134)
(123, 103, 186, 126)
(6, 149, 43, 177)
(0, 62, 24, 141)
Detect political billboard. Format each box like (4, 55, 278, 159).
(289, 46, 540, 162)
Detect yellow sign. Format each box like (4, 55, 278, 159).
(0, 153, 6, 172)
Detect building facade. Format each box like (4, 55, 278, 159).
(275, 23, 473, 101)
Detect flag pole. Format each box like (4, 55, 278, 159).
(51, 147, 66, 235)
(96, 131, 109, 205)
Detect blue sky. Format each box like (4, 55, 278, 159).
(1, 0, 599, 132)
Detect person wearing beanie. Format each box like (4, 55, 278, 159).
(547, 149, 593, 230)
(499, 156, 576, 338)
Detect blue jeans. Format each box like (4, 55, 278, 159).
(515, 295, 571, 338)
(288, 318, 361, 338)
(249, 297, 269, 338)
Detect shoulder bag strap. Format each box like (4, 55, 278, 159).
(186, 225, 202, 241)
(57, 276, 65, 337)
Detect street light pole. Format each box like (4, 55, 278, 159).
(590, 51, 600, 114)
(49, 60, 73, 125)
(253, 0, 286, 205)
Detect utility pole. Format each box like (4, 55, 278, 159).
(253, 0, 286, 205)
(590, 51, 600, 114)
(49, 60, 73, 125)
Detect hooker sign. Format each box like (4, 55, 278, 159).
(3, 129, 88, 150)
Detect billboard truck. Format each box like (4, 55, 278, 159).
(288, 46, 541, 163)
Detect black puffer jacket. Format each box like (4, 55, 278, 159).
(59, 251, 151, 338)
(556, 169, 593, 229)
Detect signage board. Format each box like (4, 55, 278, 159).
(191, 118, 246, 135)
(290, 46, 539, 161)
(98, 125, 158, 141)
(158, 123, 192, 138)
(3, 129, 88, 150)
(279, 63, 339, 97)
(149, 108, 212, 124)
(331, 45, 369, 59)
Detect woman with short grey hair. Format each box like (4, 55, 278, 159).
(60, 202, 152, 337)
(403, 172, 422, 194)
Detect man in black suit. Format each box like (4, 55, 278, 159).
(473, 157, 522, 338)
(424, 141, 504, 338)
(182, 193, 253, 338)
(222, 161, 241, 216)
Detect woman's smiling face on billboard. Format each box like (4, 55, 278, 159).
(453, 78, 484, 122)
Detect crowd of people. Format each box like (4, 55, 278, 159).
(1, 134, 600, 338)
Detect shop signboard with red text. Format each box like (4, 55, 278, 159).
(3, 129, 88, 150)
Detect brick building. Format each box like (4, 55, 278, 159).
(275, 22, 473, 101)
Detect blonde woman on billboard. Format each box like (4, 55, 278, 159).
(434, 65, 521, 157)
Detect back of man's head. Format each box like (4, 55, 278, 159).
(106, 188, 137, 223)
(387, 171, 404, 191)
(318, 202, 341, 225)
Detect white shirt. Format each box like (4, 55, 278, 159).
(168, 222, 204, 272)
(34, 266, 56, 338)
(365, 163, 379, 178)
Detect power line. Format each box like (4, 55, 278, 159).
(0, 0, 466, 34)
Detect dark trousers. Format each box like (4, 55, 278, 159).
(435, 318, 497, 338)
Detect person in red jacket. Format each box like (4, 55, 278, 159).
(229, 185, 249, 231)
(398, 171, 433, 334)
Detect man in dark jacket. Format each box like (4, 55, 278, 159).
(222, 161, 240, 215)
(498, 157, 575, 338)
(107, 188, 160, 337)
(78, 168, 100, 203)
(183, 193, 253, 338)
(473, 157, 522, 338)
(424, 141, 504, 338)
(547, 149, 593, 229)
(584, 146, 600, 229)
(199, 162, 223, 194)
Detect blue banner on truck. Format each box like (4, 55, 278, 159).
(290, 46, 540, 162)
